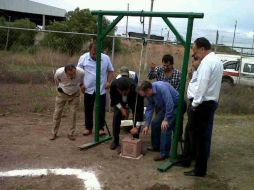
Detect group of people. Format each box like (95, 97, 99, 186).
(50, 37, 223, 177)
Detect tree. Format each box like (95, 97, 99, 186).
(8, 19, 36, 50)
(66, 8, 97, 33)
(42, 8, 122, 55)
(42, 8, 97, 55)
(0, 17, 7, 50)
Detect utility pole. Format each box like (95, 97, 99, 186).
(251, 30, 254, 55)
(232, 20, 237, 48)
(125, 3, 129, 39)
(144, 0, 154, 71)
(215, 30, 219, 53)
(147, 0, 154, 40)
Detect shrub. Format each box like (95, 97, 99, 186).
(8, 19, 37, 51)
(0, 17, 7, 50)
(42, 8, 122, 55)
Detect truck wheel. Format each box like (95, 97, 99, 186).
(222, 78, 233, 87)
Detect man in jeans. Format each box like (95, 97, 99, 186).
(138, 80, 179, 161)
(50, 64, 84, 141)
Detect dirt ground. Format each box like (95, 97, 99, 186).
(0, 84, 254, 190)
(1, 112, 254, 190)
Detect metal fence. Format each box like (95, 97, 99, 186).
(1, 26, 254, 115)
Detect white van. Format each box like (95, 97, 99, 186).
(238, 57, 254, 86)
(217, 54, 254, 87)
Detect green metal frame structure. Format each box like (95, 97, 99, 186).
(79, 10, 203, 172)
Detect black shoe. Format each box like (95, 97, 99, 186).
(184, 170, 206, 177)
(110, 142, 119, 150)
(174, 160, 191, 168)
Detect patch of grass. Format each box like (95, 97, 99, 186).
(218, 85, 254, 114)
(15, 184, 34, 190)
(30, 86, 56, 98)
(31, 102, 47, 113)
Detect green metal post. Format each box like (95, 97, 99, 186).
(92, 10, 203, 19)
(172, 17, 194, 159)
(79, 10, 203, 154)
(94, 15, 103, 143)
(100, 15, 124, 40)
(158, 17, 194, 172)
(162, 17, 185, 46)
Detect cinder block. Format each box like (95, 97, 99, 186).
(121, 136, 142, 158)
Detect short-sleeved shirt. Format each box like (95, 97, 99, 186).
(77, 52, 114, 95)
(116, 71, 138, 84)
(54, 67, 84, 95)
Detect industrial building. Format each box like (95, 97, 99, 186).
(0, 0, 66, 28)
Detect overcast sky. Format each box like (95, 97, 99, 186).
(31, 0, 254, 46)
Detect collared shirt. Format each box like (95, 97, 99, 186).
(145, 81, 179, 127)
(187, 71, 198, 99)
(54, 67, 84, 95)
(192, 52, 223, 107)
(148, 67, 181, 90)
(110, 78, 144, 127)
(116, 71, 138, 84)
(77, 52, 114, 95)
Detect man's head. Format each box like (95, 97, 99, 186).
(116, 78, 131, 96)
(162, 54, 174, 72)
(120, 66, 129, 78)
(191, 54, 201, 69)
(64, 64, 76, 79)
(192, 37, 211, 61)
(138, 80, 153, 97)
(89, 42, 97, 61)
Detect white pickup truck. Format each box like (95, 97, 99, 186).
(217, 54, 254, 87)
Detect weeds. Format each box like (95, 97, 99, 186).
(15, 184, 34, 190)
(1, 45, 254, 114)
(31, 102, 47, 113)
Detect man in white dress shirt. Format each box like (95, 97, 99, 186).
(77, 42, 114, 136)
(116, 66, 138, 84)
(184, 37, 223, 177)
(177, 55, 200, 167)
(50, 64, 85, 141)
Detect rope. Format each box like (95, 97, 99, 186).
(133, 38, 147, 126)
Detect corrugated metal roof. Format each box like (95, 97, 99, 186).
(0, 0, 66, 17)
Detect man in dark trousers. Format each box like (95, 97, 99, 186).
(184, 37, 223, 177)
(77, 42, 114, 136)
(109, 77, 144, 150)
